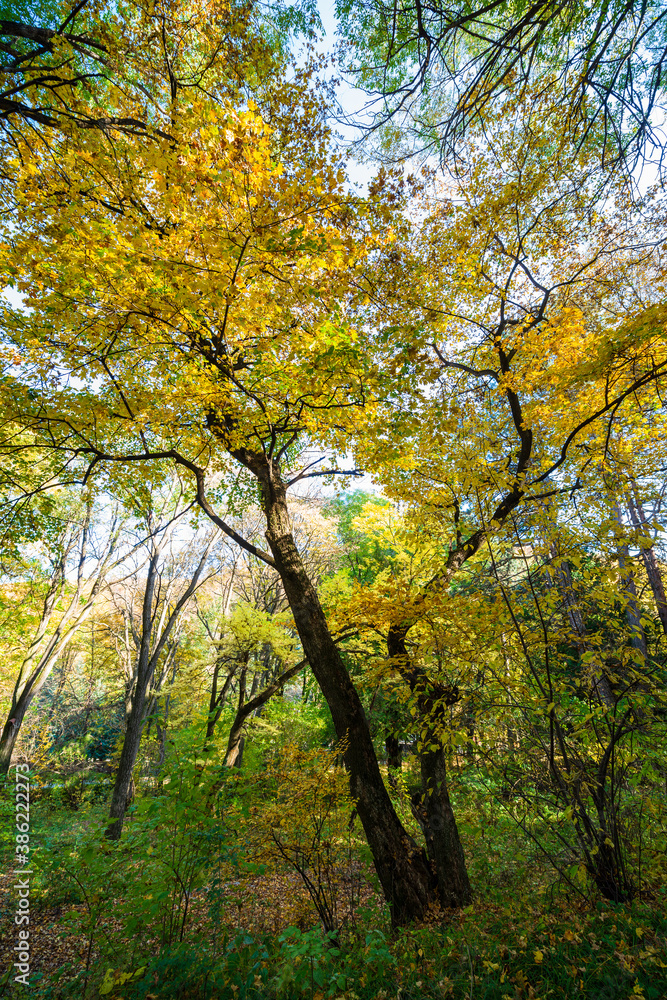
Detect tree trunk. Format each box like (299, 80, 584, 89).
(105, 528, 216, 839)
(234, 670, 259, 769)
(639, 543, 667, 636)
(0, 643, 73, 774)
(419, 730, 471, 908)
(0, 625, 92, 775)
(248, 456, 435, 925)
(612, 502, 647, 660)
(106, 549, 160, 840)
(385, 733, 402, 789)
(203, 660, 236, 747)
(387, 625, 472, 910)
(0, 689, 35, 773)
(233, 735, 245, 769)
(225, 661, 248, 768)
(0, 506, 123, 776)
(627, 491, 667, 636)
(105, 641, 155, 840)
(206, 657, 305, 783)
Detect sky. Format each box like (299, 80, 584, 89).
(314, 0, 377, 193)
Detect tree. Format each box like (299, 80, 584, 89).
(341, 90, 667, 903)
(482, 514, 661, 903)
(0, 12, 448, 917)
(0, 490, 125, 773)
(195, 548, 242, 748)
(336, 0, 667, 172)
(105, 492, 219, 840)
(4, 30, 667, 921)
(325, 497, 474, 907)
(0, 0, 150, 139)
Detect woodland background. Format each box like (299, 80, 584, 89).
(0, 0, 667, 997)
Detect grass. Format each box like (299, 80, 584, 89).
(1, 764, 666, 999)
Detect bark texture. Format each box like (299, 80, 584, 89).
(419, 729, 471, 908)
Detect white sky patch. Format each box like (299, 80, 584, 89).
(315, 0, 376, 195)
(2, 286, 26, 310)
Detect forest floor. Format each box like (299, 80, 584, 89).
(2, 850, 667, 999)
(0, 856, 381, 991)
(1, 783, 667, 999)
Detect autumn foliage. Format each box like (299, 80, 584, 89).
(0, 0, 667, 997)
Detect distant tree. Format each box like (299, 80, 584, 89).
(104, 489, 219, 840)
(0, 491, 125, 774)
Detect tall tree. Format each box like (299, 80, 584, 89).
(105, 495, 219, 840)
(0, 492, 125, 773)
(3, 34, 667, 921)
(0, 18, 447, 917)
(344, 90, 667, 902)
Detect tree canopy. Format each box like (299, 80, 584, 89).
(1, 0, 667, 994)
(336, 0, 667, 173)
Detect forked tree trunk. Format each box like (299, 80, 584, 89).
(387, 626, 472, 910)
(106, 532, 215, 840)
(1, 508, 124, 776)
(225, 658, 249, 767)
(206, 657, 306, 781)
(204, 659, 236, 747)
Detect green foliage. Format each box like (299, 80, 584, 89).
(3, 743, 667, 1000)
(249, 698, 335, 761)
(35, 897, 667, 999)
(33, 763, 231, 994)
(323, 490, 395, 585)
(262, 0, 322, 42)
(0, 0, 62, 27)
